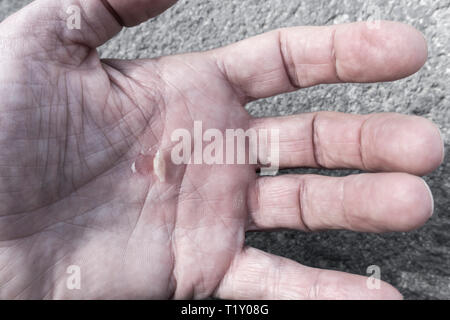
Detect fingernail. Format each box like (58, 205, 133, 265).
(422, 179, 434, 217)
(437, 126, 446, 165)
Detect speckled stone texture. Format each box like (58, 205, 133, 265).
(0, 0, 448, 299)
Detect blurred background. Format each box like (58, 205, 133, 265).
(0, 0, 449, 299)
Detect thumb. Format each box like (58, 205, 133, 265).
(0, 0, 177, 58)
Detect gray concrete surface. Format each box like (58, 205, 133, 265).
(0, 0, 449, 299)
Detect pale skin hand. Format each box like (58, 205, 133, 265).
(0, 0, 444, 300)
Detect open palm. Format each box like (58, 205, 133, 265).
(0, 0, 444, 299)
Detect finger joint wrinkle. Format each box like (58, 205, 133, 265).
(100, 0, 125, 26)
(330, 28, 344, 83)
(277, 29, 302, 90)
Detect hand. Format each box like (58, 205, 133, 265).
(0, 0, 443, 299)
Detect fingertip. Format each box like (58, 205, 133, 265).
(378, 281, 404, 300)
(404, 117, 444, 175)
(366, 115, 444, 176)
(333, 272, 403, 300)
(404, 117, 444, 176)
(398, 22, 428, 75)
(335, 21, 428, 82)
(384, 174, 434, 231)
(380, 21, 428, 78)
(360, 273, 403, 300)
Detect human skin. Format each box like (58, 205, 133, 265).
(0, 0, 444, 299)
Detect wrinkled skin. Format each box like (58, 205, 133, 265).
(0, 0, 444, 299)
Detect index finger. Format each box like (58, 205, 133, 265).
(211, 21, 428, 100)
